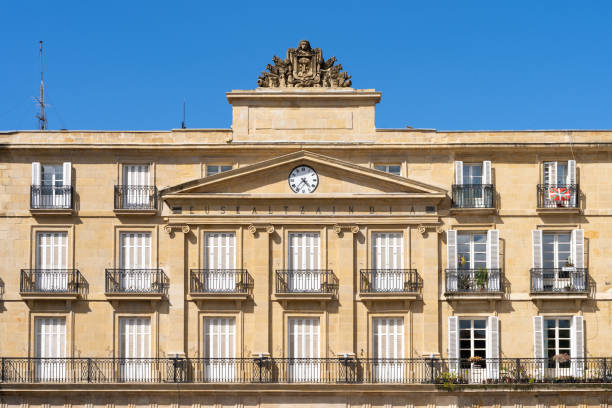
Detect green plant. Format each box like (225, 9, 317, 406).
(475, 267, 488, 288)
(438, 371, 458, 391)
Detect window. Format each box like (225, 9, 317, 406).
(545, 318, 571, 368)
(119, 317, 151, 381)
(371, 232, 403, 291)
(35, 317, 66, 381)
(534, 316, 584, 377)
(448, 316, 499, 381)
(31, 162, 72, 208)
(462, 164, 483, 185)
(457, 232, 487, 270)
(543, 233, 571, 269)
(446, 230, 500, 292)
(372, 317, 404, 382)
(288, 232, 320, 291)
(543, 161, 576, 186)
(288, 317, 320, 381)
(119, 232, 152, 291)
(204, 317, 236, 381)
(532, 230, 585, 292)
(204, 232, 236, 291)
(123, 164, 150, 186)
(374, 164, 401, 176)
(454, 161, 491, 186)
(120, 164, 152, 208)
(207, 165, 233, 176)
(459, 319, 487, 364)
(36, 232, 68, 291)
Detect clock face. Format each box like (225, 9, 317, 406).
(288, 165, 319, 194)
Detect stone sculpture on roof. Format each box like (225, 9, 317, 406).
(257, 40, 352, 88)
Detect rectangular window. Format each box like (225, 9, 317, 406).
(41, 165, 64, 187)
(204, 317, 236, 381)
(371, 233, 403, 291)
(204, 232, 236, 291)
(288, 317, 320, 381)
(35, 317, 66, 381)
(372, 317, 404, 382)
(459, 319, 487, 361)
(123, 164, 150, 186)
(545, 318, 571, 369)
(462, 163, 483, 185)
(207, 165, 233, 176)
(119, 317, 151, 381)
(36, 232, 68, 291)
(457, 232, 487, 269)
(119, 232, 152, 291)
(543, 162, 569, 186)
(288, 232, 321, 292)
(374, 164, 401, 176)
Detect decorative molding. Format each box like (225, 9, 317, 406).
(163, 224, 190, 234)
(248, 224, 275, 236)
(417, 224, 441, 236)
(333, 223, 360, 236)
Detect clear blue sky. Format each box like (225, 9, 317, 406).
(1, 1, 611, 131)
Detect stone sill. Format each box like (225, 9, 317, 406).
(20, 293, 80, 301)
(358, 292, 419, 301)
(113, 209, 158, 216)
(449, 207, 496, 216)
(105, 293, 165, 301)
(273, 293, 335, 301)
(536, 207, 581, 214)
(188, 293, 250, 301)
(530, 292, 589, 300)
(445, 292, 504, 301)
(30, 208, 74, 215)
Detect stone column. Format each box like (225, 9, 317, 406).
(420, 226, 440, 356)
(332, 225, 357, 355)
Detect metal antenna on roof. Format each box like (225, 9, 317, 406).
(181, 99, 186, 129)
(34, 41, 47, 130)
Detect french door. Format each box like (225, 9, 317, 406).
(123, 164, 150, 207)
(119, 232, 151, 292)
(288, 317, 320, 381)
(288, 232, 320, 292)
(204, 233, 236, 292)
(36, 232, 68, 291)
(371, 233, 403, 291)
(543, 233, 571, 290)
(119, 317, 151, 381)
(372, 317, 404, 382)
(35, 317, 66, 381)
(41, 164, 65, 206)
(204, 317, 236, 381)
(459, 319, 487, 383)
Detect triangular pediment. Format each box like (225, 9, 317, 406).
(161, 151, 446, 198)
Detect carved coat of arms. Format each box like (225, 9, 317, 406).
(257, 40, 352, 88)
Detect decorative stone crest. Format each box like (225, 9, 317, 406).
(257, 40, 352, 88)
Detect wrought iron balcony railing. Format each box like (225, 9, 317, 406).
(20, 269, 86, 296)
(30, 185, 73, 210)
(359, 269, 421, 293)
(1, 357, 610, 384)
(275, 269, 338, 296)
(451, 184, 494, 209)
(530, 268, 588, 293)
(537, 184, 580, 209)
(114, 185, 158, 210)
(190, 269, 253, 295)
(105, 269, 168, 295)
(445, 268, 502, 294)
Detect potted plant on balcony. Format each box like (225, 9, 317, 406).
(469, 355, 485, 368)
(475, 267, 488, 291)
(562, 257, 576, 273)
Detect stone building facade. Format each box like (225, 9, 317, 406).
(1, 41, 612, 407)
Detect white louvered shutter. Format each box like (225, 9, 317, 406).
(448, 316, 459, 374)
(120, 232, 151, 291)
(62, 162, 71, 186)
(486, 229, 500, 291)
(36, 232, 68, 291)
(571, 316, 585, 377)
(533, 316, 545, 379)
(372, 317, 404, 382)
(205, 232, 236, 291)
(123, 164, 150, 207)
(544, 162, 558, 186)
(571, 229, 586, 291)
(532, 230, 543, 292)
(372, 233, 403, 291)
(204, 317, 236, 381)
(35, 317, 66, 381)
(567, 160, 576, 185)
(454, 161, 463, 185)
(483, 161, 492, 185)
(446, 230, 458, 292)
(288, 233, 320, 291)
(486, 316, 499, 379)
(119, 317, 151, 381)
(288, 318, 320, 381)
(32, 162, 41, 185)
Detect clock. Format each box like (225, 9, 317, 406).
(288, 165, 319, 194)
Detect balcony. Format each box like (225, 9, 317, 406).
(30, 185, 73, 214)
(0, 357, 610, 385)
(189, 269, 253, 303)
(274, 270, 338, 303)
(445, 269, 503, 299)
(114, 185, 158, 214)
(105, 269, 168, 301)
(537, 184, 580, 213)
(358, 269, 421, 305)
(19, 269, 86, 300)
(530, 268, 588, 299)
(450, 184, 495, 214)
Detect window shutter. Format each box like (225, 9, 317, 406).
(62, 162, 71, 186)
(454, 161, 463, 185)
(567, 160, 577, 186)
(483, 161, 492, 185)
(532, 230, 543, 269)
(533, 316, 544, 359)
(32, 162, 41, 186)
(486, 230, 500, 290)
(486, 316, 499, 379)
(448, 316, 459, 374)
(446, 230, 458, 291)
(548, 162, 558, 186)
(571, 229, 585, 269)
(571, 316, 585, 377)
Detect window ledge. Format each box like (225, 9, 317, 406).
(188, 293, 250, 301)
(444, 292, 504, 300)
(530, 292, 588, 300)
(358, 292, 419, 301)
(449, 207, 496, 215)
(20, 292, 80, 300)
(273, 293, 335, 301)
(536, 207, 581, 214)
(105, 293, 165, 301)
(113, 209, 158, 216)
(29, 208, 74, 215)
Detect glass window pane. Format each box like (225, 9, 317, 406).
(220, 165, 233, 172)
(474, 340, 486, 349)
(459, 320, 471, 329)
(374, 165, 386, 171)
(388, 165, 401, 175)
(473, 320, 486, 329)
(558, 319, 570, 328)
(207, 165, 219, 176)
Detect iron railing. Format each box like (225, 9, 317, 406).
(445, 269, 502, 294)
(275, 270, 338, 296)
(530, 268, 588, 293)
(537, 184, 580, 209)
(114, 185, 158, 210)
(451, 184, 494, 208)
(1, 357, 610, 384)
(190, 269, 253, 294)
(105, 269, 168, 295)
(359, 269, 421, 293)
(30, 185, 73, 209)
(19, 269, 86, 296)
